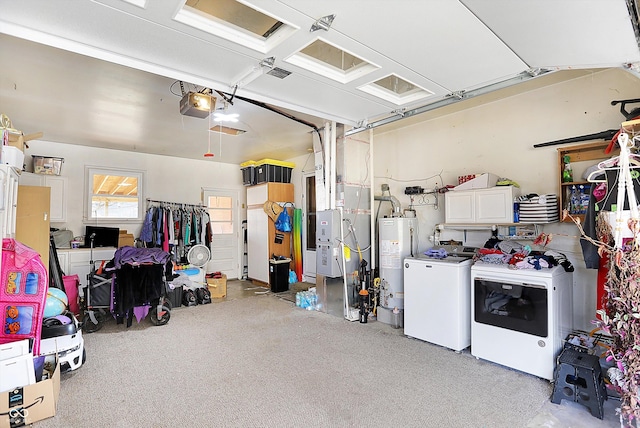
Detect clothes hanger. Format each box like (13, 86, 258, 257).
(587, 132, 640, 182)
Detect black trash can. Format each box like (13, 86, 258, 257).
(269, 258, 291, 293)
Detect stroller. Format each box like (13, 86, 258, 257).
(80, 237, 172, 332)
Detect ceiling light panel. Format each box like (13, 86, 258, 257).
(210, 125, 247, 136)
(285, 38, 379, 84)
(175, 0, 298, 53)
(359, 74, 434, 105)
(120, 0, 146, 7)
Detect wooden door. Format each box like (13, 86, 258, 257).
(16, 185, 51, 274)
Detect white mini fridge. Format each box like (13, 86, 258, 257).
(403, 256, 473, 351)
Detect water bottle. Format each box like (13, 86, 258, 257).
(562, 155, 573, 182)
(579, 184, 590, 215)
(570, 185, 580, 214)
(296, 292, 301, 307)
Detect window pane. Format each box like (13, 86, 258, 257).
(208, 196, 232, 209)
(207, 194, 233, 235)
(306, 176, 316, 250)
(211, 222, 233, 234)
(307, 213, 316, 250)
(92, 197, 138, 218)
(209, 209, 232, 222)
(87, 167, 143, 221)
(373, 75, 418, 95)
(301, 39, 365, 72)
(185, 0, 282, 39)
(93, 174, 138, 196)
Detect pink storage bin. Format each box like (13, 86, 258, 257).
(62, 274, 80, 316)
(1, 238, 48, 355)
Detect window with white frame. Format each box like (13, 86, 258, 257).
(207, 195, 233, 234)
(85, 166, 144, 222)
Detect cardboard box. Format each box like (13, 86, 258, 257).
(118, 230, 135, 247)
(207, 274, 227, 298)
(0, 356, 60, 427)
(7, 133, 24, 152)
(453, 173, 499, 191)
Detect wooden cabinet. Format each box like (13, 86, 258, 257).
(557, 141, 615, 223)
(445, 186, 520, 224)
(246, 183, 293, 284)
(19, 172, 67, 222)
(16, 185, 51, 273)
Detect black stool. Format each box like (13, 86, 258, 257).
(551, 347, 607, 419)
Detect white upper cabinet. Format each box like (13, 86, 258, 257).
(19, 172, 67, 223)
(445, 186, 520, 224)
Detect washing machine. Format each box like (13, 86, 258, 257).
(403, 254, 473, 352)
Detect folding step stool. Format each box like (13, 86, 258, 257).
(551, 347, 607, 419)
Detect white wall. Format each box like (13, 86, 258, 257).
(288, 152, 315, 210)
(22, 140, 245, 240)
(372, 68, 640, 330)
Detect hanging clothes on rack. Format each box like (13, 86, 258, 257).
(140, 199, 205, 251)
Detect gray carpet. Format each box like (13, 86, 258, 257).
(37, 293, 621, 428)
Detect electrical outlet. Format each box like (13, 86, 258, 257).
(381, 183, 389, 191)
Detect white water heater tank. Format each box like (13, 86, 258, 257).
(378, 217, 418, 310)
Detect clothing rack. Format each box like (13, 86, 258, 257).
(146, 198, 204, 209)
(142, 199, 212, 259)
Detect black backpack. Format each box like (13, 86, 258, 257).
(196, 287, 211, 305)
(182, 288, 198, 307)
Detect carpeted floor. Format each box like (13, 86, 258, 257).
(36, 283, 622, 428)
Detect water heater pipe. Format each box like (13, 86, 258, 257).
(368, 128, 376, 271)
(330, 121, 337, 210)
(323, 124, 331, 210)
(374, 195, 402, 215)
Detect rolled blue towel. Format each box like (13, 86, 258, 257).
(424, 248, 448, 259)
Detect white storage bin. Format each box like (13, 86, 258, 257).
(453, 173, 498, 191)
(1, 146, 24, 169)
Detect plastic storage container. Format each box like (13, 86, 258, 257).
(255, 159, 294, 184)
(32, 156, 64, 175)
(240, 160, 256, 186)
(269, 258, 291, 293)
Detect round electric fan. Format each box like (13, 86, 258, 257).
(187, 244, 211, 269)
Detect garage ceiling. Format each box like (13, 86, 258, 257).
(1, 0, 639, 164)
